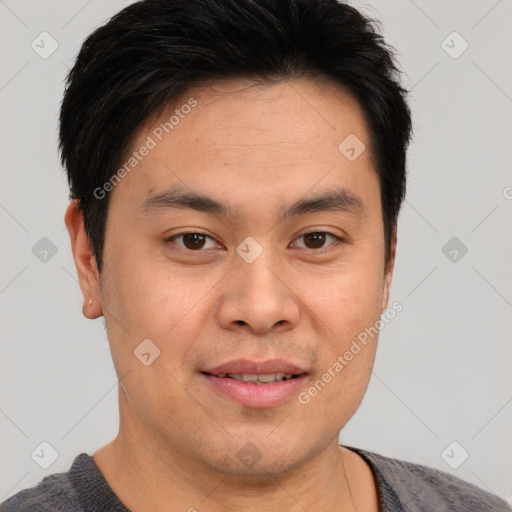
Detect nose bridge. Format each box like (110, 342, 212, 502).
(240, 251, 283, 297)
(216, 238, 300, 334)
(235, 233, 282, 287)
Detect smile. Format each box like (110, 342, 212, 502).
(201, 359, 309, 408)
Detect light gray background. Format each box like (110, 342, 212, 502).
(1, 0, 511, 504)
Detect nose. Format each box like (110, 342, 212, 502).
(215, 250, 301, 336)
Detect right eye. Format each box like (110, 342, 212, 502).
(167, 232, 222, 251)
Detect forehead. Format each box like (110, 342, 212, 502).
(115, 77, 377, 212)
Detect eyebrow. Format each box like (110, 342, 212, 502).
(140, 184, 365, 221)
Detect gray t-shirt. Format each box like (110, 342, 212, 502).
(1, 445, 510, 511)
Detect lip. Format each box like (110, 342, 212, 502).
(201, 358, 309, 408)
(203, 358, 307, 376)
(202, 373, 308, 408)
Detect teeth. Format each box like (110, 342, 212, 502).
(255, 373, 277, 383)
(222, 372, 295, 383)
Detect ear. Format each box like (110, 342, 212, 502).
(65, 200, 103, 319)
(381, 226, 397, 313)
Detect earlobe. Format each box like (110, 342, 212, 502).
(85, 297, 102, 319)
(64, 201, 104, 319)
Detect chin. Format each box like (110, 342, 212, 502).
(197, 430, 318, 480)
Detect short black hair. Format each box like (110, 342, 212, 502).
(60, 0, 412, 273)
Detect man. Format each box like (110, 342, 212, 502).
(1, 0, 510, 511)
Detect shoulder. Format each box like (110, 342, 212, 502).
(0, 455, 91, 512)
(346, 445, 511, 512)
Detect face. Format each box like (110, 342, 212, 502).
(68, 77, 395, 478)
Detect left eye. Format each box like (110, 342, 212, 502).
(169, 233, 221, 251)
(292, 231, 342, 250)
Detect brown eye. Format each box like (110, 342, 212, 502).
(182, 233, 207, 250)
(292, 231, 342, 252)
(169, 232, 220, 251)
(303, 232, 327, 249)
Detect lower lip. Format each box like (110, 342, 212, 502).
(202, 373, 308, 408)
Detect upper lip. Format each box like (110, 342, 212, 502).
(203, 358, 308, 376)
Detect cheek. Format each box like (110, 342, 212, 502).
(300, 265, 384, 342)
(100, 254, 215, 422)
(103, 244, 220, 340)
(294, 264, 383, 407)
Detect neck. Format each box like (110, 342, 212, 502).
(94, 416, 358, 512)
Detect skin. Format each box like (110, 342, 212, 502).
(66, 77, 396, 512)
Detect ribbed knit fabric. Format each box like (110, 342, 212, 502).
(346, 446, 511, 512)
(1, 445, 510, 511)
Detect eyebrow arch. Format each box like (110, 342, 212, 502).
(141, 185, 231, 217)
(140, 184, 365, 220)
(278, 187, 365, 220)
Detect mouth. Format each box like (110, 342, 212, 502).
(201, 359, 309, 408)
(202, 372, 301, 384)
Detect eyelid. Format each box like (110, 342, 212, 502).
(290, 230, 344, 251)
(167, 231, 224, 250)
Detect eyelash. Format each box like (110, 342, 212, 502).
(166, 231, 344, 254)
